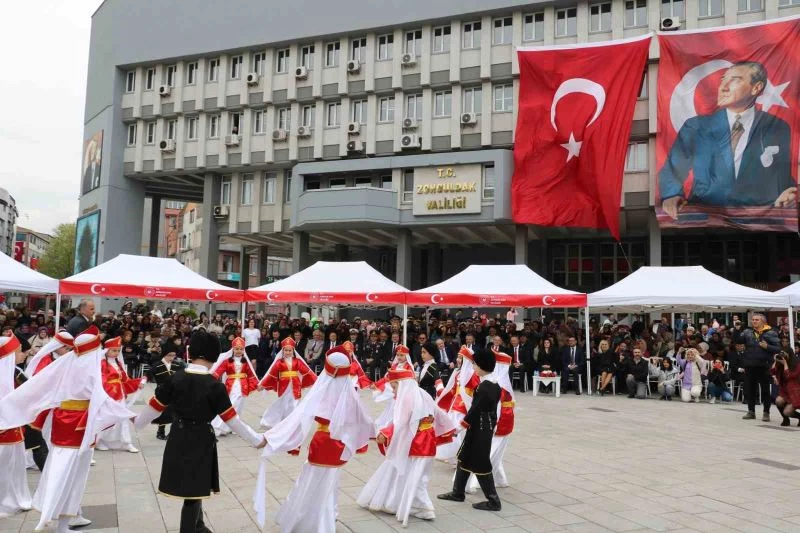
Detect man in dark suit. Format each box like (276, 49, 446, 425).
(507, 334, 528, 391)
(382, 331, 401, 365)
(65, 300, 95, 337)
(560, 336, 585, 395)
(411, 332, 428, 367)
(434, 338, 455, 371)
(660, 61, 794, 218)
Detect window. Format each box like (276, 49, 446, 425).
(483, 164, 495, 200)
(699, 0, 724, 15)
(625, 142, 648, 171)
(329, 178, 347, 189)
(284, 171, 292, 203)
(241, 174, 253, 205)
(125, 71, 135, 93)
(221, 254, 233, 273)
(189, 209, 195, 223)
(378, 97, 395, 122)
(738, 0, 762, 11)
(207, 59, 219, 82)
(462, 87, 482, 114)
(432, 26, 451, 53)
(166, 119, 177, 141)
(166, 65, 176, 87)
(186, 61, 197, 85)
(556, 8, 578, 37)
(208, 115, 220, 139)
(229, 55, 242, 79)
(402, 169, 414, 203)
(405, 29, 422, 56)
(406, 94, 422, 120)
(301, 45, 315, 69)
(638, 71, 648, 99)
(301, 105, 315, 127)
(377, 34, 393, 60)
(625, 0, 648, 27)
(186, 117, 198, 140)
(462, 21, 481, 49)
(325, 42, 340, 67)
(145, 68, 155, 90)
(277, 108, 291, 130)
(143, 122, 155, 144)
(380, 175, 392, 189)
(493, 85, 513, 112)
(276, 49, 290, 73)
(229, 112, 241, 134)
(434, 91, 452, 117)
(354, 177, 372, 187)
(590, 3, 612, 32)
(351, 37, 366, 62)
(351, 99, 367, 124)
(126, 124, 136, 146)
(661, 0, 685, 18)
(263, 173, 276, 203)
(779, 0, 800, 5)
(252, 52, 265, 75)
(306, 180, 321, 191)
(326, 102, 341, 127)
(253, 111, 265, 134)
(221, 176, 232, 204)
(523, 13, 545, 41)
(492, 17, 513, 45)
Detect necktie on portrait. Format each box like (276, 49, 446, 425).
(730, 115, 744, 155)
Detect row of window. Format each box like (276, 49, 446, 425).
(219, 173, 288, 205)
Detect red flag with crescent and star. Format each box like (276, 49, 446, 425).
(656, 16, 800, 232)
(512, 35, 651, 240)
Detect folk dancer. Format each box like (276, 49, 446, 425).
(134, 330, 264, 533)
(357, 367, 456, 526)
(0, 336, 32, 519)
(418, 343, 441, 398)
(146, 348, 186, 440)
(436, 345, 480, 464)
(370, 344, 413, 438)
(210, 337, 258, 436)
(257, 337, 316, 434)
(342, 340, 373, 390)
(0, 326, 135, 533)
(253, 346, 373, 532)
(96, 336, 145, 453)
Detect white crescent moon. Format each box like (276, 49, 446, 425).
(542, 295, 556, 306)
(670, 59, 731, 133)
(550, 78, 606, 131)
(365, 292, 378, 303)
(430, 294, 443, 305)
(266, 291, 277, 302)
(205, 290, 216, 300)
(90, 284, 103, 295)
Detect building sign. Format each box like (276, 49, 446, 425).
(412, 164, 482, 216)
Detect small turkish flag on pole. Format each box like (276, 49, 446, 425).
(512, 35, 651, 239)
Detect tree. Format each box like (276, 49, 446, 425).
(39, 223, 76, 279)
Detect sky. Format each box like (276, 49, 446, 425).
(0, 1, 103, 235)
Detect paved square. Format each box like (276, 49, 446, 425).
(3, 385, 800, 533)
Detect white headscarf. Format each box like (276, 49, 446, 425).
(25, 333, 73, 379)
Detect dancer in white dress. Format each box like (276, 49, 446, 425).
(436, 345, 481, 464)
(95, 336, 145, 452)
(257, 337, 316, 435)
(209, 337, 259, 436)
(0, 336, 32, 519)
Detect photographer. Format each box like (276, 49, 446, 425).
(741, 313, 780, 422)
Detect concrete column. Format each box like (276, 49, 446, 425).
(148, 196, 162, 257)
(334, 243, 349, 261)
(255, 245, 269, 286)
(199, 174, 220, 280)
(396, 229, 413, 289)
(292, 231, 310, 273)
(514, 224, 528, 266)
(426, 243, 442, 285)
(239, 246, 250, 290)
(648, 211, 662, 266)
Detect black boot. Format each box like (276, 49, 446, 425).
(791, 413, 800, 426)
(180, 500, 202, 533)
(156, 425, 167, 440)
(195, 502, 213, 533)
(438, 466, 468, 502)
(32, 442, 49, 471)
(473, 473, 502, 511)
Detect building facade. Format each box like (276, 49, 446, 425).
(0, 187, 18, 257)
(82, 0, 800, 295)
(14, 227, 51, 269)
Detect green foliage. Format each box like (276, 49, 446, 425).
(38, 223, 76, 279)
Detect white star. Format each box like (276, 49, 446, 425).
(757, 79, 790, 113)
(560, 132, 583, 162)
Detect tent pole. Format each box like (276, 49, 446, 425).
(670, 312, 675, 333)
(402, 304, 408, 346)
(55, 293, 61, 331)
(241, 300, 246, 322)
(584, 306, 591, 396)
(789, 306, 795, 352)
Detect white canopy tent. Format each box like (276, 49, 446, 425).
(0, 251, 59, 294)
(776, 282, 800, 306)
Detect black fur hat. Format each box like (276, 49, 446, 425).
(473, 348, 496, 373)
(188, 330, 221, 361)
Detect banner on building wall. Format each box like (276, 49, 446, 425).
(74, 210, 101, 275)
(81, 130, 103, 195)
(511, 34, 651, 240)
(13, 241, 24, 262)
(656, 16, 800, 232)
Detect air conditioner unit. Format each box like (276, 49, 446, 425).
(660, 17, 681, 31)
(400, 134, 419, 150)
(246, 72, 260, 85)
(400, 53, 416, 67)
(460, 112, 478, 126)
(346, 140, 364, 153)
(295, 66, 308, 79)
(297, 126, 312, 137)
(158, 85, 171, 96)
(159, 139, 176, 152)
(212, 205, 229, 219)
(402, 117, 418, 130)
(346, 60, 360, 73)
(272, 129, 288, 141)
(347, 122, 361, 135)
(224, 134, 240, 146)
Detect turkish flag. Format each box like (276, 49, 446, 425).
(656, 18, 800, 232)
(512, 35, 650, 239)
(30, 257, 39, 270)
(13, 241, 24, 262)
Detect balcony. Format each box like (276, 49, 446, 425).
(293, 187, 399, 230)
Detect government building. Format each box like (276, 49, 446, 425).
(80, 0, 800, 296)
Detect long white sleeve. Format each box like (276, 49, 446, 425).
(226, 415, 264, 447)
(134, 404, 161, 430)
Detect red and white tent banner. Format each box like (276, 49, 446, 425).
(246, 261, 408, 305)
(59, 254, 244, 303)
(407, 265, 587, 308)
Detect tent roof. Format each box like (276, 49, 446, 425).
(588, 266, 790, 312)
(59, 254, 243, 302)
(407, 264, 587, 307)
(776, 281, 800, 306)
(0, 252, 59, 294)
(246, 261, 408, 305)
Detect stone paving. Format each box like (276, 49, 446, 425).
(3, 384, 800, 533)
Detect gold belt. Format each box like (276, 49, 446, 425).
(60, 400, 90, 411)
(418, 422, 433, 431)
(280, 371, 299, 378)
(107, 379, 122, 384)
(501, 401, 515, 408)
(229, 373, 247, 379)
(317, 423, 329, 433)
